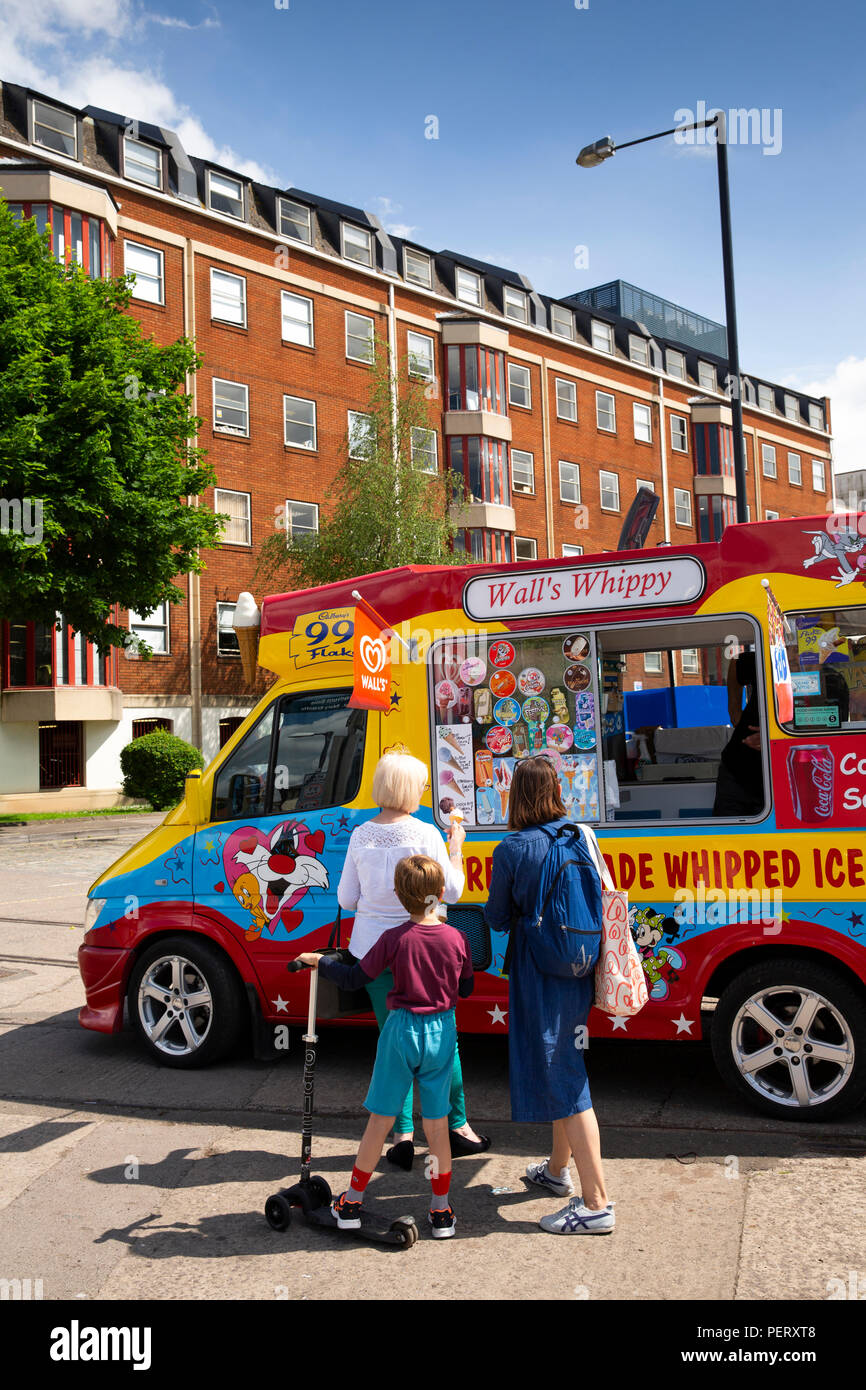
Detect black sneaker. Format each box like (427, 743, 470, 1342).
(332, 1192, 362, 1229)
(427, 1204, 457, 1239)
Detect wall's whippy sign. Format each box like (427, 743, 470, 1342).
(463, 556, 706, 621)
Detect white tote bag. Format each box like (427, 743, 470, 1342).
(579, 825, 648, 1018)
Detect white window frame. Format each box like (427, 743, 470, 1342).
(697, 360, 716, 391)
(595, 391, 616, 433)
(124, 240, 164, 305)
(342, 222, 373, 266)
(31, 99, 77, 159)
(550, 304, 575, 339)
(674, 488, 692, 527)
(214, 488, 251, 547)
(283, 395, 317, 452)
(210, 268, 247, 327)
(633, 402, 652, 443)
(217, 602, 240, 657)
(592, 320, 614, 353)
(784, 394, 800, 422)
(410, 426, 438, 473)
(761, 443, 777, 478)
(212, 378, 249, 437)
(788, 452, 802, 486)
(285, 499, 319, 539)
(511, 449, 535, 495)
(670, 414, 688, 453)
(812, 458, 826, 493)
(455, 267, 482, 306)
(562, 543, 583, 557)
(345, 310, 375, 364)
(808, 403, 824, 431)
(123, 136, 162, 189)
(277, 197, 312, 243)
(348, 410, 374, 460)
(507, 362, 532, 409)
(514, 536, 537, 561)
(765, 509, 780, 521)
(666, 349, 685, 380)
(281, 290, 314, 347)
(206, 169, 244, 221)
(129, 602, 169, 654)
(555, 378, 577, 422)
(600, 470, 620, 512)
(636, 478, 655, 493)
(757, 384, 775, 413)
(628, 334, 649, 366)
(407, 330, 435, 381)
(558, 460, 581, 504)
(680, 647, 700, 675)
(404, 246, 432, 288)
(504, 285, 528, 323)
(644, 651, 663, 674)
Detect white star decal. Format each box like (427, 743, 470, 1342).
(609, 1016, 629, 1031)
(672, 1013, 694, 1034)
(488, 1005, 508, 1026)
(272, 996, 289, 1013)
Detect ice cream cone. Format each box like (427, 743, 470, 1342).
(232, 591, 261, 685)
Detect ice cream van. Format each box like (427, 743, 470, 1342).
(79, 514, 866, 1120)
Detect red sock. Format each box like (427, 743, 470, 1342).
(348, 1166, 372, 1199)
(430, 1169, 452, 1209)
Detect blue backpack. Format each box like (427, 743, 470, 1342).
(527, 823, 603, 980)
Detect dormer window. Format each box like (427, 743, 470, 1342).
(591, 320, 614, 353)
(342, 222, 373, 266)
(698, 360, 716, 391)
(278, 197, 312, 243)
(503, 285, 528, 323)
(550, 304, 575, 339)
(455, 267, 482, 307)
(757, 384, 775, 413)
(666, 348, 685, 379)
(808, 403, 824, 431)
(404, 246, 432, 287)
(628, 333, 649, 366)
(31, 100, 77, 158)
(784, 393, 800, 423)
(123, 136, 162, 189)
(207, 170, 244, 220)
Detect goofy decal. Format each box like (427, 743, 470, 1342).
(224, 821, 329, 941)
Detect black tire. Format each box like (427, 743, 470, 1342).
(309, 1176, 332, 1209)
(711, 956, 866, 1121)
(390, 1218, 418, 1249)
(264, 1194, 292, 1232)
(127, 934, 245, 1069)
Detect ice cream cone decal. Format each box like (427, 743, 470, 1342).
(233, 591, 261, 685)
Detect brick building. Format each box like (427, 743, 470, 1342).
(0, 80, 835, 809)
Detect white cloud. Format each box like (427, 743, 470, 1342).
(783, 356, 866, 480)
(372, 196, 418, 240)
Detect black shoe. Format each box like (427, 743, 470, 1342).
(332, 1192, 362, 1229)
(449, 1129, 491, 1157)
(386, 1140, 415, 1171)
(428, 1204, 457, 1238)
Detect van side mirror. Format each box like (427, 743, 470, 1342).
(184, 769, 207, 825)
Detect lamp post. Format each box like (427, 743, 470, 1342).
(576, 113, 748, 524)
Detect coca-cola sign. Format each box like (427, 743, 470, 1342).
(463, 556, 705, 620)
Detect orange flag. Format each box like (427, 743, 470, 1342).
(349, 606, 392, 711)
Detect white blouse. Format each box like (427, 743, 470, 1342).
(338, 816, 465, 961)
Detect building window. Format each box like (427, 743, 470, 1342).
(404, 246, 432, 287)
(342, 222, 373, 266)
(633, 402, 652, 443)
(507, 363, 532, 409)
(129, 602, 169, 654)
(123, 136, 162, 188)
(214, 488, 251, 546)
(449, 436, 509, 505)
(504, 285, 528, 322)
(681, 648, 699, 675)
(628, 334, 649, 366)
(407, 331, 435, 381)
(39, 721, 83, 790)
(698, 360, 716, 391)
(285, 500, 319, 538)
(596, 391, 616, 433)
(348, 410, 374, 460)
(32, 100, 77, 158)
(217, 602, 240, 656)
(213, 379, 249, 437)
(666, 349, 685, 379)
(670, 414, 688, 452)
(132, 717, 173, 740)
(788, 452, 802, 486)
(674, 488, 692, 526)
(511, 449, 535, 495)
(559, 460, 581, 504)
(600, 470, 620, 511)
(284, 395, 317, 451)
(757, 384, 775, 413)
(281, 290, 314, 347)
(592, 320, 614, 353)
(808, 403, 824, 431)
(550, 304, 574, 339)
(210, 269, 246, 326)
(555, 378, 577, 421)
(636, 478, 655, 493)
(455, 267, 482, 306)
(207, 170, 244, 220)
(447, 344, 505, 414)
(562, 544, 583, 557)
(812, 458, 826, 493)
(765, 509, 780, 521)
(219, 715, 246, 749)
(277, 197, 312, 243)
(346, 311, 375, 363)
(644, 651, 663, 674)
(514, 537, 537, 561)
(411, 426, 438, 473)
(124, 241, 163, 305)
(762, 443, 777, 478)
(784, 394, 800, 423)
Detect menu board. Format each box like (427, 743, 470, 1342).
(431, 632, 600, 826)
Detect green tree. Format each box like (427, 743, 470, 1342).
(257, 340, 465, 589)
(0, 198, 221, 650)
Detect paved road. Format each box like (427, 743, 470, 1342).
(1, 816, 864, 1301)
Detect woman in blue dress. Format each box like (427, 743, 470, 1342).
(485, 756, 614, 1234)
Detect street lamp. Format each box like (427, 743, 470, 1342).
(576, 113, 748, 524)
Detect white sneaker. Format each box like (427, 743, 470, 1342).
(525, 1160, 575, 1198)
(539, 1198, 615, 1235)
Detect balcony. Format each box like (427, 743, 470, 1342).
(1, 617, 121, 723)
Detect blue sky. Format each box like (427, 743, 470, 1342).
(3, 0, 864, 470)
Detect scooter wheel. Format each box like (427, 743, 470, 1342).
(285, 1183, 312, 1215)
(309, 1176, 332, 1209)
(265, 1194, 293, 1232)
(390, 1218, 418, 1248)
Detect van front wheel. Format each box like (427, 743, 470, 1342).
(711, 958, 866, 1120)
(128, 935, 244, 1069)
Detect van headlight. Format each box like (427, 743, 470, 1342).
(84, 898, 108, 933)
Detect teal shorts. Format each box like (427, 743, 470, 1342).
(364, 1008, 457, 1120)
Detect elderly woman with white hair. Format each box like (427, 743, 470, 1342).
(338, 744, 489, 1169)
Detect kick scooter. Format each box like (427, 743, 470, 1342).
(264, 955, 418, 1249)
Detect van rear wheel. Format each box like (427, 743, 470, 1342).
(711, 957, 866, 1120)
(128, 935, 244, 1069)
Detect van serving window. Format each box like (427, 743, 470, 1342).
(779, 605, 866, 733)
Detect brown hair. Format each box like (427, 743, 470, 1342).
(508, 756, 566, 831)
(394, 854, 445, 918)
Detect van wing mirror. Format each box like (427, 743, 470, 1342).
(184, 769, 207, 825)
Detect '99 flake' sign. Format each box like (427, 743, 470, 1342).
(288, 607, 355, 669)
